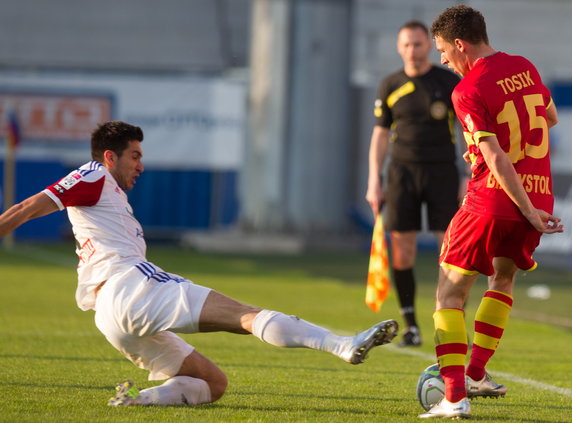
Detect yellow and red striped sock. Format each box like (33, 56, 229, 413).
(434, 308, 468, 403)
(466, 290, 513, 381)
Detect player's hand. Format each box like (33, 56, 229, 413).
(458, 175, 469, 204)
(366, 183, 384, 217)
(462, 150, 471, 163)
(527, 209, 564, 234)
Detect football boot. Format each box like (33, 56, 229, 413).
(340, 319, 399, 364)
(108, 380, 142, 406)
(398, 326, 422, 347)
(419, 397, 471, 419)
(466, 372, 507, 398)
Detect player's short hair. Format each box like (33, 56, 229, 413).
(399, 20, 429, 37)
(91, 121, 143, 162)
(430, 5, 489, 45)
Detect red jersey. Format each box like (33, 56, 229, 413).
(452, 52, 554, 221)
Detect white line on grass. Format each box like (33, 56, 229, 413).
(385, 344, 572, 397)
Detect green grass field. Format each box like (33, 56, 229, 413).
(1, 243, 571, 422)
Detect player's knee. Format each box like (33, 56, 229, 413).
(208, 371, 228, 402)
(488, 275, 513, 293)
(489, 272, 516, 292)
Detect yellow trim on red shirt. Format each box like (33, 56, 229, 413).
(547, 97, 554, 109)
(472, 130, 496, 145)
(440, 262, 480, 276)
(525, 261, 538, 272)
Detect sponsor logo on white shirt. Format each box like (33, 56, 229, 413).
(60, 173, 82, 190)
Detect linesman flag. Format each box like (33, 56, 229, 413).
(365, 213, 390, 312)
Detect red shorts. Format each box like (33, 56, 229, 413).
(439, 209, 542, 276)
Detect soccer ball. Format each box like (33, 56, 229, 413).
(416, 363, 445, 411)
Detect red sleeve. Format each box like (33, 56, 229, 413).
(45, 172, 105, 207)
(453, 84, 493, 136)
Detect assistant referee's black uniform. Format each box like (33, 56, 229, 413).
(374, 65, 460, 232)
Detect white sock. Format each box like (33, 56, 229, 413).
(251, 309, 349, 355)
(138, 376, 212, 405)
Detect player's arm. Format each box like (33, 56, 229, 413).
(456, 127, 471, 201)
(0, 192, 59, 237)
(478, 135, 563, 234)
(546, 102, 558, 128)
(366, 125, 390, 216)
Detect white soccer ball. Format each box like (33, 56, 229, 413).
(416, 363, 445, 411)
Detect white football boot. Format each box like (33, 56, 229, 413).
(419, 397, 471, 419)
(466, 372, 507, 398)
(339, 319, 398, 364)
(108, 380, 142, 406)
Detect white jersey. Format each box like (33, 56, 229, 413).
(43, 160, 146, 311)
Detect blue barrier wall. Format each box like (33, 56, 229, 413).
(126, 168, 239, 231)
(0, 160, 68, 240)
(551, 83, 572, 107)
(1, 160, 239, 240)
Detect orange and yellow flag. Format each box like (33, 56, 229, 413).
(365, 213, 390, 312)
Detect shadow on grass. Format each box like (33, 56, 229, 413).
(0, 353, 416, 380)
(207, 403, 395, 415)
(0, 353, 123, 363)
(0, 381, 113, 391)
(163, 395, 413, 414)
(221, 361, 415, 376)
(230, 390, 412, 403)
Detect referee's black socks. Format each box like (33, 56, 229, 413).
(393, 267, 418, 329)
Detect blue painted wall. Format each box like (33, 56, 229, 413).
(0, 160, 68, 240)
(127, 168, 239, 230)
(551, 82, 572, 107)
(1, 160, 239, 240)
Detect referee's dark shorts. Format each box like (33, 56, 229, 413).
(384, 161, 459, 232)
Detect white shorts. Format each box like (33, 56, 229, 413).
(94, 262, 212, 380)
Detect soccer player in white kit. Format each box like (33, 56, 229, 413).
(0, 121, 398, 406)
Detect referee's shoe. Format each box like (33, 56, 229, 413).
(398, 326, 422, 347)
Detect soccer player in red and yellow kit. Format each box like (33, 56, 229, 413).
(420, 5, 564, 419)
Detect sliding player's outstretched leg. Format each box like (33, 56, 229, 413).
(202, 292, 399, 364)
(251, 309, 398, 364)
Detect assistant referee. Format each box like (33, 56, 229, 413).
(365, 20, 462, 347)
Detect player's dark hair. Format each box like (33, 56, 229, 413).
(400, 20, 429, 37)
(91, 121, 143, 162)
(431, 5, 489, 45)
